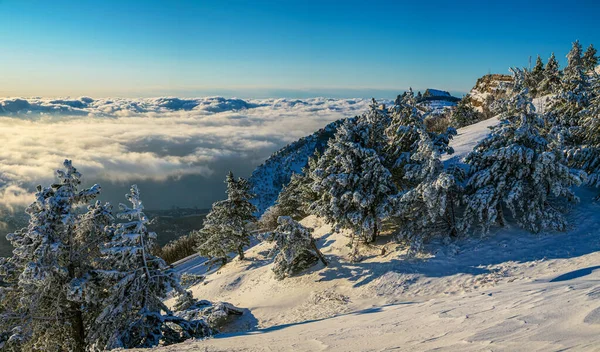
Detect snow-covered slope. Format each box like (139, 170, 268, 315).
(152, 116, 600, 351)
(442, 116, 498, 165)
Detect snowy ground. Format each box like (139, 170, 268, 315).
(148, 117, 600, 351)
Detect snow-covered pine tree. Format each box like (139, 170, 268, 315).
(259, 171, 310, 231)
(567, 71, 600, 190)
(309, 117, 396, 248)
(362, 98, 391, 154)
(526, 55, 545, 96)
(540, 52, 561, 94)
(0, 160, 101, 352)
(89, 185, 209, 350)
(451, 94, 480, 128)
(194, 172, 256, 266)
(0, 257, 21, 351)
(264, 216, 327, 280)
(260, 151, 325, 231)
(547, 41, 591, 138)
(393, 128, 462, 253)
(583, 43, 598, 72)
(272, 173, 309, 220)
(462, 71, 583, 234)
(563, 40, 586, 90)
(385, 94, 456, 190)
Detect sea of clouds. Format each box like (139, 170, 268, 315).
(0, 96, 372, 211)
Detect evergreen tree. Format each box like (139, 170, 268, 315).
(361, 98, 391, 155)
(451, 94, 481, 128)
(583, 43, 598, 72)
(549, 41, 590, 133)
(309, 117, 397, 248)
(264, 216, 327, 280)
(194, 172, 256, 266)
(0, 160, 101, 352)
(260, 172, 310, 231)
(89, 185, 208, 350)
(273, 173, 309, 221)
(526, 55, 545, 96)
(563, 40, 586, 91)
(462, 74, 582, 234)
(568, 74, 600, 189)
(385, 97, 456, 190)
(394, 128, 462, 253)
(541, 52, 560, 94)
(0, 257, 21, 351)
(532, 55, 545, 79)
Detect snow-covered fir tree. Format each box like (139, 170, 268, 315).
(361, 98, 391, 154)
(260, 171, 310, 231)
(89, 185, 208, 350)
(309, 117, 397, 248)
(526, 55, 545, 96)
(583, 43, 598, 72)
(547, 41, 591, 138)
(385, 94, 456, 190)
(194, 172, 256, 266)
(563, 40, 586, 90)
(567, 71, 600, 189)
(0, 257, 21, 351)
(394, 128, 462, 254)
(0, 160, 101, 352)
(451, 94, 480, 128)
(540, 52, 561, 94)
(273, 173, 310, 221)
(264, 216, 327, 280)
(462, 73, 583, 234)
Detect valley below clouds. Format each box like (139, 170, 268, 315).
(0, 96, 370, 211)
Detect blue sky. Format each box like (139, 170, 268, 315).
(0, 0, 599, 98)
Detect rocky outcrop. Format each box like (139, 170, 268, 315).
(467, 74, 514, 117)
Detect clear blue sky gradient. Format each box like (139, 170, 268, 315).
(0, 0, 599, 98)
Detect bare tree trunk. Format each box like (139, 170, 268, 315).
(67, 261, 86, 352)
(70, 306, 86, 352)
(496, 204, 505, 227)
(310, 239, 328, 266)
(448, 194, 458, 237)
(369, 221, 378, 243)
(238, 247, 245, 260)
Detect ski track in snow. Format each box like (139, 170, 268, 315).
(146, 117, 600, 351)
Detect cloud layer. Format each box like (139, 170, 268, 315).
(0, 96, 371, 210)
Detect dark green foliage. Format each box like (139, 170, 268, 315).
(195, 172, 257, 264)
(583, 44, 598, 72)
(451, 95, 481, 128)
(264, 216, 327, 280)
(158, 234, 198, 264)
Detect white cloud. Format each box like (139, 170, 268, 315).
(0, 96, 372, 209)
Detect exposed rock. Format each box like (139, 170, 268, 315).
(468, 74, 514, 117)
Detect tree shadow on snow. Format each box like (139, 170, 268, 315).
(312, 189, 600, 288)
(549, 266, 600, 282)
(212, 302, 415, 339)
